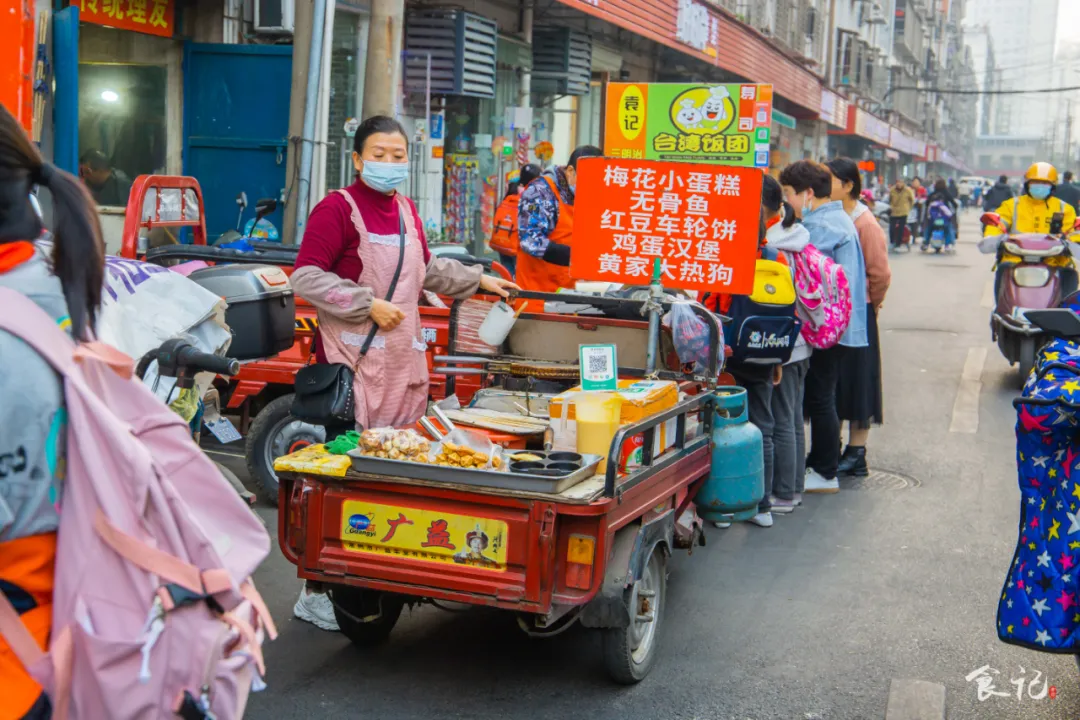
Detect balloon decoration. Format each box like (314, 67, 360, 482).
(535, 140, 554, 166)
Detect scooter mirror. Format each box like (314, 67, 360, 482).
(236, 191, 248, 209)
(255, 198, 278, 216)
(980, 211, 1004, 229)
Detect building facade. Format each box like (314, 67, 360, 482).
(11, 0, 981, 251)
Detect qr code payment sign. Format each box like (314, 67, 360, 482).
(580, 344, 617, 391)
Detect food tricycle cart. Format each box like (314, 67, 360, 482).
(275, 290, 754, 683)
(117, 174, 510, 499)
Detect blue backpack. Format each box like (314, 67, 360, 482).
(722, 255, 801, 365)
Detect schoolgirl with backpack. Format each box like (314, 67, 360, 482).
(0, 105, 274, 720)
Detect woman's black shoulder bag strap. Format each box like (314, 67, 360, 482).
(359, 210, 408, 355)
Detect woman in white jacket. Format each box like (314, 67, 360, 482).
(760, 176, 812, 513)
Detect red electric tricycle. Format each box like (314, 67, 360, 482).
(276, 291, 724, 683)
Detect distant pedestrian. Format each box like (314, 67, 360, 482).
(516, 145, 602, 292)
(488, 163, 541, 276)
(888, 178, 915, 250)
(983, 174, 1014, 212)
(826, 158, 890, 477)
(1055, 170, 1080, 214)
(780, 160, 868, 494)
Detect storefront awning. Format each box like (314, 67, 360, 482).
(819, 89, 848, 129)
(827, 105, 890, 145)
(552, 0, 822, 116)
(888, 127, 926, 157)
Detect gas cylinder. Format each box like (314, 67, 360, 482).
(695, 387, 764, 522)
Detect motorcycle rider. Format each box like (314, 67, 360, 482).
(981, 161, 1079, 296)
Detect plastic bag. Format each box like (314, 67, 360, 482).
(665, 301, 715, 374)
(356, 427, 431, 460)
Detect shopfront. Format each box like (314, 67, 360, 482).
(888, 127, 927, 182)
(828, 104, 892, 187)
(71, 0, 181, 199)
(53, 0, 297, 249)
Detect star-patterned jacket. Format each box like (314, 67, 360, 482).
(999, 335, 1080, 651)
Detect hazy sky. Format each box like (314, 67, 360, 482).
(1061, 2, 1080, 53)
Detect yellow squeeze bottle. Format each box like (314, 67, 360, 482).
(574, 392, 624, 473)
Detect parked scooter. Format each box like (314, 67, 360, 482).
(979, 211, 1077, 381)
(216, 194, 280, 246)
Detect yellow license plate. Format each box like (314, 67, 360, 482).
(340, 500, 508, 572)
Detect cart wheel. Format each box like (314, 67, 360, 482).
(245, 394, 325, 503)
(329, 585, 404, 647)
(601, 546, 666, 684)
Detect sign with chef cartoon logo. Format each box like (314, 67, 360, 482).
(604, 82, 773, 167)
(570, 157, 763, 294)
(340, 500, 508, 572)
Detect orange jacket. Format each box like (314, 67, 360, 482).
(516, 176, 574, 293)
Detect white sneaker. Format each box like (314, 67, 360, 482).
(748, 511, 774, 528)
(804, 468, 840, 494)
(293, 589, 340, 632)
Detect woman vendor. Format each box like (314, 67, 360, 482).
(289, 115, 517, 629)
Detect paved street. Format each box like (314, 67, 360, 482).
(213, 210, 1080, 719)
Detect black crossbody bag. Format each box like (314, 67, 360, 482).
(291, 213, 407, 427)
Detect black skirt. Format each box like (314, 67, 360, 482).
(836, 303, 883, 428)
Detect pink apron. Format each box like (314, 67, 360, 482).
(318, 189, 429, 429)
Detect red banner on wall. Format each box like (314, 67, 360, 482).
(1, 0, 34, 134)
(71, 0, 174, 38)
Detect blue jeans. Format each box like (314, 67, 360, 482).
(771, 358, 809, 499)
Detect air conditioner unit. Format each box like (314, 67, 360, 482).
(255, 0, 294, 34)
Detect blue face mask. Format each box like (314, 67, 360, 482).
(1029, 184, 1052, 201)
(361, 160, 409, 193)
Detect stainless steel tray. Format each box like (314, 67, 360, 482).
(346, 451, 603, 494)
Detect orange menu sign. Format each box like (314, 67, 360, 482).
(72, 0, 174, 38)
(570, 157, 764, 295)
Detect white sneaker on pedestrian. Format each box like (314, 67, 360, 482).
(792, 492, 804, 506)
(748, 511, 774, 528)
(804, 468, 840, 494)
(294, 588, 340, 631)
(770, 497, 797, 514)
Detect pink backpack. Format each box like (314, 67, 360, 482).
(786, 244, 852, 349)
(0, 289, 276, 719)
